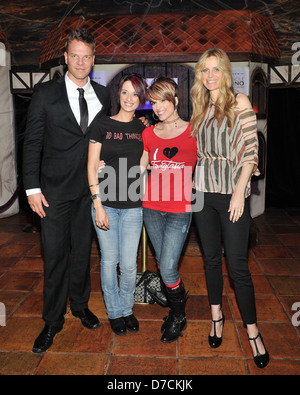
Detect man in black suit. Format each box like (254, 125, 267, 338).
(23, 29, 110, 353)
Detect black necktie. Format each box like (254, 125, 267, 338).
(77, 88, 88, 133)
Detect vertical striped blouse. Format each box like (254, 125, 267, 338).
(193, 104, 260, 197)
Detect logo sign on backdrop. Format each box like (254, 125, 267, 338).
(232, 67, 249, 95)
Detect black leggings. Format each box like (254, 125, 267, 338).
(193, 191, 257, 325)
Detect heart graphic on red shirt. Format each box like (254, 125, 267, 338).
(163, 147, 178, 159)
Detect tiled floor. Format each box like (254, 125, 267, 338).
(0, 208, 300, 375)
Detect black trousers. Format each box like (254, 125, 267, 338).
(193, 191, 257, 325)
(41, 193, 93, 327)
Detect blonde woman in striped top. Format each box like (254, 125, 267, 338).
(191, 48, 269, 369)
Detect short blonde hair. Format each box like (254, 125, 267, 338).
(147, 77, 178, 106)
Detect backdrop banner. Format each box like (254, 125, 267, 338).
(0, 48, 19, 218)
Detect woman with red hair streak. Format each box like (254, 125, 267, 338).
(88, 74, 147, 336)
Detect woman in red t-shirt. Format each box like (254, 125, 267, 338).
(140, 77, 197, 343)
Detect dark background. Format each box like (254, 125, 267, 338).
(1, 0, 299, 66)
(266, 88, 300, 208)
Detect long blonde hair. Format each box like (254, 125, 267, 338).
(190, 48, 237, 136)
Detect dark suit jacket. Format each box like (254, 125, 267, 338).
(23, 76, 110, 200)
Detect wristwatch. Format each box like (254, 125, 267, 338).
(91, 193, 101, 200)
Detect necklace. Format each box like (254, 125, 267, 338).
(162, 115, 181, 127)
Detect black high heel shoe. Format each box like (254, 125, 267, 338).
(248, 332, 270, 368)
(208, 314, 225, 348)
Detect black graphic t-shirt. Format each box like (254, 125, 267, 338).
(89, 116, 145, 209)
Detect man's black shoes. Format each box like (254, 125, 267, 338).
(72, 308, 101, 329)
(32, 309, 101, 353)
(32, 325, 63, 353)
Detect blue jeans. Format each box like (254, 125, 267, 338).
(143, 208, 192, 286)
(92, 205, 143, 319)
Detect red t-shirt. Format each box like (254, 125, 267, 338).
(142, 123, 197, 213)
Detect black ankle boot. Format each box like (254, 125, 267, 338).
(160, 283, 188, 343)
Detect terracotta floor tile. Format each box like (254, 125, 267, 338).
(0, 233, 15, 246)
(248, 257, 264, 275)
(252, 245, 292, 259)
(0, 243, 37, 258)
(238, 322, 300, 359)
(112, 321, 176, 357)
(90, 271, 101, 292)
(179, 321, 243, 358)
(228, 294, 289, 323)
(253, 221, 274, 234)
(264, 216, 296, 225)
(247, 358, 300, 375)
(90, 255, 100, 272)
(251, 274, 275, 294)
(0, 224, 26, 233)
(0, 290, 30, 317)
(133, 302, 168, 321)
(0, 256, 20, 270)
(33, 278, 44, 292)
(185, 295, 210, 320)
(259, 234, 281, 245)
(288, 246, 300, 259)
(179, 256, 204, 273)
(178, 358, 248, 375)
(268, 276, 300, 296)
(180, 274, 208, 295)
(26, 244, 43, 257)
(10, 231, 41, 245)
(13, 256, 44, 272)
(49, 319, 113, 354)
(0, 210, 300, 375)
(278, 233, 300, 246)
(183, 243, 202, 256)
(257, 258, 300, 276)
(4, 213, 32, 225)
(270, 224, 300, 234)
(14, 292, 43, 317)
(138, 256, 157, 272)
(35, 353, 108, 375)
(0, 271, 42, 291)
(107, 355, 176, 375)
(0, 351, 41, 375)
(0, 317, 44, 352)
(186, 295, 232, 321)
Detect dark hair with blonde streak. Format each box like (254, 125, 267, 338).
(147, 77, 178, 107)
(190, 48, 237, 136)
